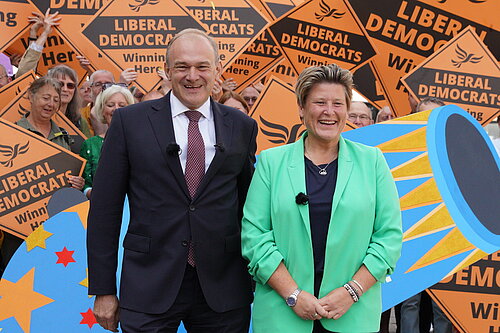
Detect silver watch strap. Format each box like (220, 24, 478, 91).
(290, 288, 301, 298)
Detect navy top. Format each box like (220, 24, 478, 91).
(305, 157, 338, 297)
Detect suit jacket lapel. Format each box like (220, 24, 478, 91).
(146, 92, 190, 198)
(193, 100, 232, 200)
(330, 136, 353, 215)
(287, 135, 311, 236)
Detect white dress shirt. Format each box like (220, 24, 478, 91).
(170, 93, 216, 173)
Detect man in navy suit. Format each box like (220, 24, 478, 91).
(87, 28, 257, 332)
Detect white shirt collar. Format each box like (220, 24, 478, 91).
(170, 92, 212, 120)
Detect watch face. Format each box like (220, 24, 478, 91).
(286, 296, 297, 307)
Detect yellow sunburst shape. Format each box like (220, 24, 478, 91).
(343, 104, 499, 307)
(382, 106, 498, 276)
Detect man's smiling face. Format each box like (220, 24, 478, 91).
(166, 33, 221, 110)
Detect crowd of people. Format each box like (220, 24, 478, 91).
(1, 10, 491, 333)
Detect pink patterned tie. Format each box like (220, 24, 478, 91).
(184, 110, 205, 266)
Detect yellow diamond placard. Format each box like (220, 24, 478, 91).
(0, 119, 85, 238)
(26, 0, 120, 79)
(402, 27, 500, 125)
(349, 0, 499, 117)
(222, 28, 283, 92)
(268, 0, 377, 75)
(0, 0, 32, 53)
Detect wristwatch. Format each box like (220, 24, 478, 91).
(285, 288, 302, 307)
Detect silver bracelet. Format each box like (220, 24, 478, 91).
(347, 282, 360, 299)
(343, 283, 359, 302)
(351, 279, 364, 294)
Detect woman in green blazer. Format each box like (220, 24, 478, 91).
(241, 64, 402, 333)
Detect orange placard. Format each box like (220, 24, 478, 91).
(179, 0, 269, 71)
(80, 0, 205, 93)
(251, 76, 355, 154)
(248, 0, 275, 21)
(353, 60, 397, 113)
(349, 0, 500, 117)
(262, 56, 299, 87)
(222, 28, 283, 92)
(252, 0, 298, 20)
(26, 0, 120, 79)
(5, 28, 88, 82)
(0, 119, 85, 238)
(0, 70, 36, 111)
(402, 27, 500, 125)
(268, 0, 377, 75)
(0, 0, 32, 53)
(250, 76, 305, 155)
(0, 86, 88, 153)
(428, 251, 500, 333)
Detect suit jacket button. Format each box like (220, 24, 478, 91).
(189, 205, 195, 212)
(181, 240, 188, 247)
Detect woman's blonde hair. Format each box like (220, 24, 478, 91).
(295, 64, 353, 110)
(94, 85, 135, 124)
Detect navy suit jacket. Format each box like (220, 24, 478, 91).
(87, 93, 257, 314)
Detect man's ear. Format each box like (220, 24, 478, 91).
(164, 63, 171, 80)
(215, 60, 222, 77)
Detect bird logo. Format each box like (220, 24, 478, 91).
(451, 44, 483, 68)
(315, 0, 345, 22)
(0, 142, 30, 168)
(259, 116, 305, 144)
(129, 0, 159, 12)
(17, 100, 30, 117)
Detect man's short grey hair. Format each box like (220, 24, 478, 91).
(295, 64, 353, 109)
(349, 101, 373, 120)
(416, 97, 445, 110)
(165, 28, 219, 66)
(89, 70, 114, 84)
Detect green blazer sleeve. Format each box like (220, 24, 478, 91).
(241, 135, 403, 333)
(79, 138, 94, 191)
(79, 136, 103, 192)
(363, 147, 403, 281)
(241, 149, 285, 285)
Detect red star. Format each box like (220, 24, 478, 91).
(80, 308, 97, 328)
(55, 246, 76, 267)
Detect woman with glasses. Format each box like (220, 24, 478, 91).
(47, 65, 92, 138)
(16, 76, 85, 190)
(80, 85, 134, 199)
